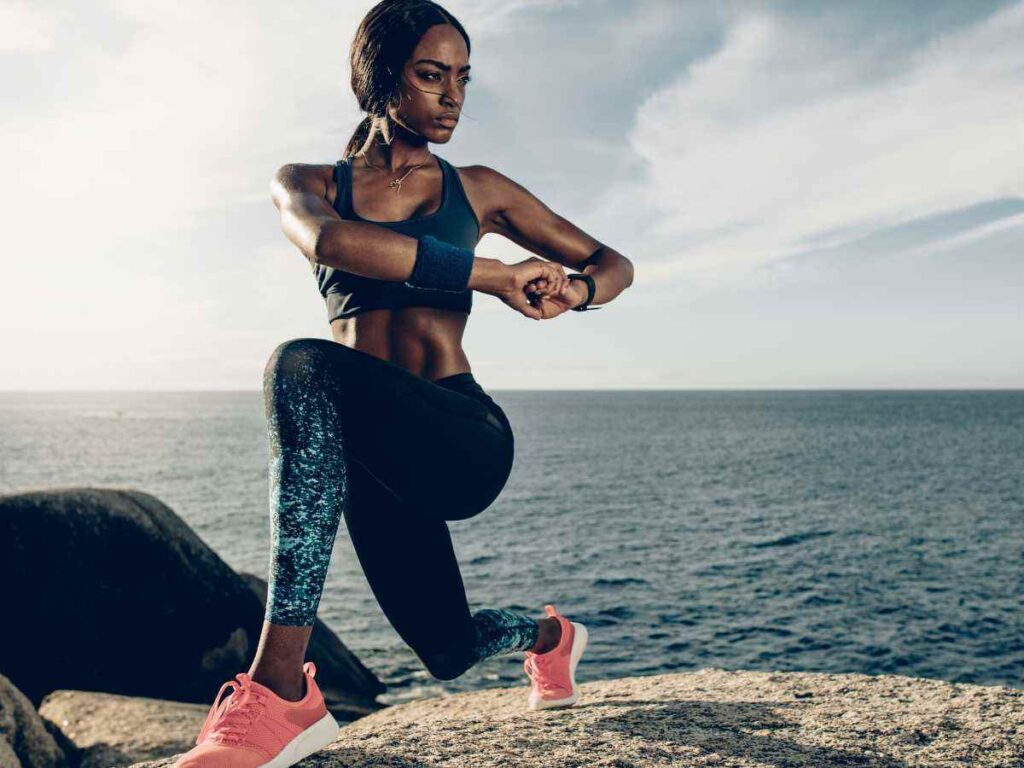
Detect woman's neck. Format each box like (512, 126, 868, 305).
(363, 126, 433, 172)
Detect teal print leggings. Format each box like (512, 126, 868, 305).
(262, 338, 538, 680)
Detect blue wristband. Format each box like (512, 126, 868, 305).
(405, 235, 474, 293)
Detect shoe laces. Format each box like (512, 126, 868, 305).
(196, 673, 268, 747)
(523, 653, 566, 698)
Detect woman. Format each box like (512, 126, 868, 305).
(174, 1, 633, 765)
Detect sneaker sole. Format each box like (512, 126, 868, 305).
(259, 710, 340, 768)
(528, 621, 588, 711)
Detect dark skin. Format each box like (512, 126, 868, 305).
(259, 23, 634, 701)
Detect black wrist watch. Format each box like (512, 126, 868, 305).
(568, 273, 602, 311)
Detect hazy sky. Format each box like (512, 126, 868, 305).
(3, 0, 1022, 389)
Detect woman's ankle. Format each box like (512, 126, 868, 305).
(529, 617, 562, 654)
(247, 664, 306, 701)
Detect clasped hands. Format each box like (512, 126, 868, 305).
(494, 256, 588, 321)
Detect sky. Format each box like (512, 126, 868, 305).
(2, 0, 1022, 389)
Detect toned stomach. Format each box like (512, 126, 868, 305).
(329, 306, 472, 382)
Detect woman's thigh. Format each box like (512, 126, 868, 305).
(265, 337, 513, 519)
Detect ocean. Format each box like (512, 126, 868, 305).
(1, 390, 1021, 705)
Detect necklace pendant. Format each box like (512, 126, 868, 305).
(389, 180, 400, 189)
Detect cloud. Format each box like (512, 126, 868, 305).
(6, 2, 365, 236)
(899, 210, 1024, 259)
(0, 0, 374, 347)
(451, 0, 581, 36)
(0, 1, 63, 53)
(1, 0, 578, 272)
(3, 1, 1021, 389)
(0, 0, 584, 387)
(613, 2, 1024, 283)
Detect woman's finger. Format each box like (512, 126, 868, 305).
(520, 298, 542, 320)
(509, 287, 543, 319)
(547, 263, 568, 293)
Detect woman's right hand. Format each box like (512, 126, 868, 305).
(494, 257, 573, 320)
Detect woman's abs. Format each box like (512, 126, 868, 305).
(329, 305, 471, 381)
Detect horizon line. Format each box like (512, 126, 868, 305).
(2, 387, 1023, 394)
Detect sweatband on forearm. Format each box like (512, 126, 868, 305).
(404, 235, 474, 293)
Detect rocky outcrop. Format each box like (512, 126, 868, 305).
(0, 487, 384, 722)
(35, 669, 1024, 767)
(5, 488, 1020, 766)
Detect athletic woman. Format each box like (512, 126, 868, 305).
(174, 1, 633, 765)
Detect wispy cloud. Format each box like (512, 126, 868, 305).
(2, 1, 1021, 388)
(0, 1, 62, 52)
(453, 0, 580, 34)
(614, 2, 1024, 282)
(1, 1, 373, 352)
(7, 1, 364, 237)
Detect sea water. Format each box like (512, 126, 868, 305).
(1, 390, 1021, 704)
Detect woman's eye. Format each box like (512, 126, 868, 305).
(419, 71, 471, 85)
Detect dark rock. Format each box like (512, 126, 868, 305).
(0, 487, 385, 723)
(0, 672, 67, 768)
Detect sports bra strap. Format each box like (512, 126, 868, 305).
(332, 160, 348, 217)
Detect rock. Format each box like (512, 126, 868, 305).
(0, 487, 384, 722)
(61, 669, 1024, 767)
(0, 673, 67, 768)
(38, 690, 201, 768)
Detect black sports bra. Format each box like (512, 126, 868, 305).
(314, 154, 481, 322)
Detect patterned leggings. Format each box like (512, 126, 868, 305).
(262, 338, 538, 680)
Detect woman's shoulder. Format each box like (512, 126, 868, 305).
(451, 162, 507, 186)
(452, 163, 542, 226)
(272, 162, 338, 194)
(270, 162, 338, 209)
(451, 163, 527, 209)
(275, 161, 337, 182)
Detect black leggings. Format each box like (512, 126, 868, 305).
(262, 338, 538, 680)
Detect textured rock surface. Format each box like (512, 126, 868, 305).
(0, 673, 66, 768)
(48, 669, 1022, 767)
(39, 690, 200, 768)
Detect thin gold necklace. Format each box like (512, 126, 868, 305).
(362, 153, 430, 194)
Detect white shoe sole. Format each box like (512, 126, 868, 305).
(528, 621, 588, 711)
(258, 710, 340, 768)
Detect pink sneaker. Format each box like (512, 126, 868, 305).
(522, 604, 588, 710)
(173, 661, 340, 767)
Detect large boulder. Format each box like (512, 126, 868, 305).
(0, 488, 384, 722)
(33, 669, 1024, 767)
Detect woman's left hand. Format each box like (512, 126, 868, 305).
(524, 277, 586, 319)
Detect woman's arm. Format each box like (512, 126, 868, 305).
(462, 165, 635, 307)
(269, 163, 512, 294)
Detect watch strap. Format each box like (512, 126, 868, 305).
(568, 273, 601, 311)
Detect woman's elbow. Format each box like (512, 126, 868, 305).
(312, 219, 347, 265)
(613, 252, 635, 289)
(311, 225, 329, 264)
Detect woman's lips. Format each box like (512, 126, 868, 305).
(436, 116, 458, 128)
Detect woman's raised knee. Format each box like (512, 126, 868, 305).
(263, 338, 331, 389)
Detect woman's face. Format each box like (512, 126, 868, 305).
(389, 23, 470, 143)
